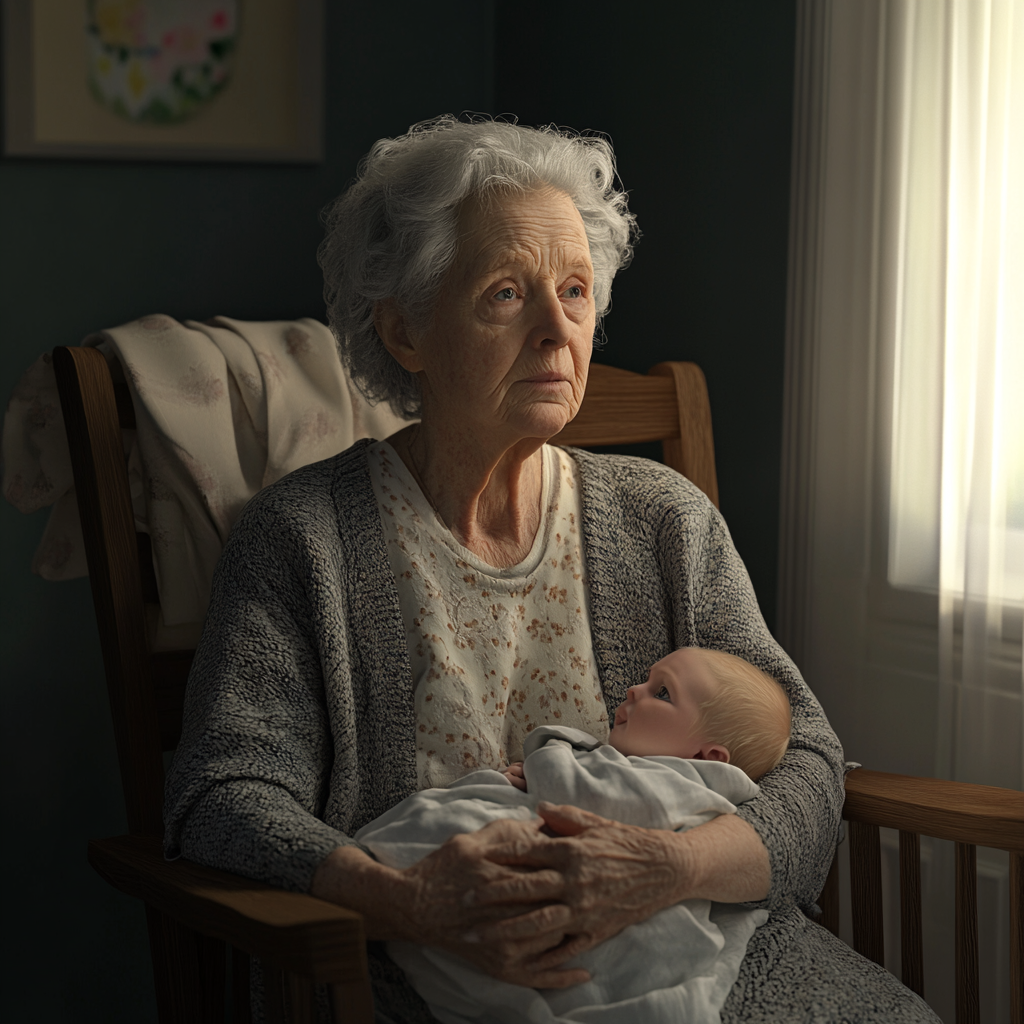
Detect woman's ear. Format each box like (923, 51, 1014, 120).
(374, 299, 423, 373)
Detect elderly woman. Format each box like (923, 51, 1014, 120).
(165, 117, 938, 1023)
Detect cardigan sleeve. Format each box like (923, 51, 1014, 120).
(676, 497, 845, 915)
(163, 479, 367, 894)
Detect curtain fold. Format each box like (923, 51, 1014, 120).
(886, 0, 1024, 790)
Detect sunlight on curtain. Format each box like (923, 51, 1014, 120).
(887, 0, 1023, 789)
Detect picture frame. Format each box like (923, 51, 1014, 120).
(2, 0, 323, 162)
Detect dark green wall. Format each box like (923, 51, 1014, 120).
(0, 3, 794, 1019)
(0, 4, 494, 1020)
(496, 1, 796, 631)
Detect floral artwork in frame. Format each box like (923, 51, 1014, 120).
(2, 0, 323, 162)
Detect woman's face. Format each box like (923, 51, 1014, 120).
(391, 186, 596, 445)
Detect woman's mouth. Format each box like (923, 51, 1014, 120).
(522, 371, 566, 384)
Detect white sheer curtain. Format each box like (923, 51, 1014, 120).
(781, 3, 1020, 1016)
(886, 0, 1024, 791)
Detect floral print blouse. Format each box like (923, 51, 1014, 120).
(368, 442, 609, 789)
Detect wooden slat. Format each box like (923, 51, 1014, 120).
(330, 979, 376, 1024)
(955, 843, 980, 1024)
(552, 363, 679, 447)
(898, 830, 924, 997)
(265, 968, 286, 1024)
(649, 361, 720, 508)
(53, 345, 164, 837)
(849, 820, 885, 966)
(287, 973, 315, 1023)
(231, 946, 252, 1024)
(150, 649, 194, 751)
(551, 361, 721, 509)
(1011, 853, 1023, 1024)
(89, 835, 369, 986)
(843, 769, 1024, 853)
(819, 850, 840, 936)
(145, 906, 226, 1024)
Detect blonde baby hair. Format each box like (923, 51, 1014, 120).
(692, 649, 791, 782)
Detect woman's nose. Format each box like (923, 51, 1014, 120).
(529, 288, 573, 349)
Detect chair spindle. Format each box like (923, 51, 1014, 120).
(286, 973, 315, 1023)
(1011, 853, 1022, 1024)
(850, 820, 885, 966)
(231, 946, 252, 1024)
(898, 830, 924, 997)
(955, 842, 980, 1024)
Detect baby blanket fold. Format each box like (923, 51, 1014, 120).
(1, 314, 409, 631)
(355, 726, 769, 1024)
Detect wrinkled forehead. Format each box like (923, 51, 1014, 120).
(454, 186, 593, 276)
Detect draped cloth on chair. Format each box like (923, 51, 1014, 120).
(2, 315, 410, 639)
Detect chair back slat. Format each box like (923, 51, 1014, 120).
(552, 364, 678, 447)
(551, 362, 720, 509)
(849, 820, 885, 966)
(53, 346, 164, 836)
(955, 843, 980, 1024)
(897, 830, 924, 996)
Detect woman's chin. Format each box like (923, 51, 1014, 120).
(511, 405, 573, 441)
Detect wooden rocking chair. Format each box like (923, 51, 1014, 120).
(53, 343, 1022, 1024)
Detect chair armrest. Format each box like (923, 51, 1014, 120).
(89, 835, 367, 984)
(843, 769, 1024, 852)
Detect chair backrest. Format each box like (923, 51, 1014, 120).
(53, 346, 720, 839)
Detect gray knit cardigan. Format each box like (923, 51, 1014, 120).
(165, 441, 938, 1024)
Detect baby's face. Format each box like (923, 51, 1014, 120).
(608, 649, 719, 760)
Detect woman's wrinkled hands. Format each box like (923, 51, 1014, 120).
(468, 802, 690, 971)
(394, 816, 590, 988)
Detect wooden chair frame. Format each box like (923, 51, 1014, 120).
(54, 344, 1022, 1024)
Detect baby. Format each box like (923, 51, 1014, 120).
(356, 648, 791, 1024)
(503, 645, 791, 789)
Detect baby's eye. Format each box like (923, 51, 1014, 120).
(494, 287, 517, 301)
(655, 685, 672, 701)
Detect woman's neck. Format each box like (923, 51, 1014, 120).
(390, 422, 545, 568)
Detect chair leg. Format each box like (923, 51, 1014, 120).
(145, 905, 226, 1024)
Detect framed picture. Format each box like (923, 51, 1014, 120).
(2, 0, 323, 162)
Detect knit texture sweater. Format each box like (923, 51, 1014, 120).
(165, 441, 938, 1024)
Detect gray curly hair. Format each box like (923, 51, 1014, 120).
(317, 115, 639, 418)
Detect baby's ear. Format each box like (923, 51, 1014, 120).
(695, 743, 730, 764)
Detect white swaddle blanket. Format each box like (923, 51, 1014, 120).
(355, 726, 769, 1024)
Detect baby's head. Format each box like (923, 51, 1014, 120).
(607, 648, 791, 782)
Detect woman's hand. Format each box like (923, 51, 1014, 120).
(502, 761, 527, 791)
(312, 817, 590, 989)
(467, 803, 771, 970)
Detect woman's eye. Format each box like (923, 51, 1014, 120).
(655, 685, 671, 701)
(563, 285, 584, 299)
(494, 287, 517, 301)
